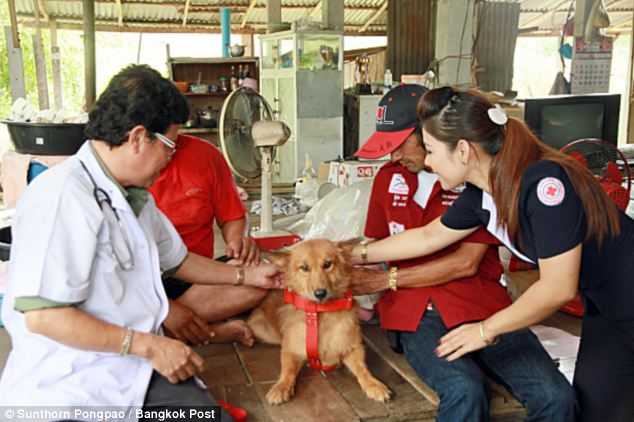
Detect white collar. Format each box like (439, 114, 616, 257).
(76, 142, 131, 212)
(413, 171, 439, 208)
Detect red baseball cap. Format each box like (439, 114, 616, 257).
(355, 84, 427, 159)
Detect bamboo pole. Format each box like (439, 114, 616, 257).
(50, 18, 63, 110)
(32, 0, 50, 110)
(83, 0, 96, 110)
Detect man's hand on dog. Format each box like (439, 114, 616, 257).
(350, 266, 388, 295)
(163, 300, 215, 346)
(225, 236, 260, 266)
(245, 262, 284, 289)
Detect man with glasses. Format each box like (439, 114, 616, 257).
(0, 65, 281, 419)
(150, 128, 265, 348)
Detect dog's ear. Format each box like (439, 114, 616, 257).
(265, 250, 291, 269)
(336, 237, 362, 259)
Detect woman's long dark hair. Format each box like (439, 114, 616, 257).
(417, 86, 620, 246)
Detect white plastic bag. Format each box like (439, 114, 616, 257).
(289, 180, 373, 240)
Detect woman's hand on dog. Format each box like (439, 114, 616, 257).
(245, 262, 284, 289)
(350, 266, 388, 295)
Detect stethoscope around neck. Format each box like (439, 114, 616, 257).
(79, 160, 135, 271)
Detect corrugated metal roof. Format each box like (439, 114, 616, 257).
(13, 0, 631, 35)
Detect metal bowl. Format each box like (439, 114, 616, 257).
(230, 44, 245, 57)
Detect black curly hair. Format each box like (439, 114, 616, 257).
(84, 64, 189, 146)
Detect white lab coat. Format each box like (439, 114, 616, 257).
(0, 142, 186, 416)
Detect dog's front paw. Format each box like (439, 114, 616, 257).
(363, 378, 392, 402)
(266, 381, 295, 405)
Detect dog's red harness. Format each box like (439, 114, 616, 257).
(283, 288, 354, 372)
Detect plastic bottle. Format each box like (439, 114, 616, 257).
(295, 154, 320, 208)
(384, 69, 393, 90)
(230, 66, 239, 91)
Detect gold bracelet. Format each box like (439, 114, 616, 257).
(235, 266, 245, 286)
(360, 241, 369, 264)
(479, 321, 499, 346)
(120, 327, 134, 356)
(387, 266, 398, 291)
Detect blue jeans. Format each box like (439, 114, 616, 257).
(399, 308, 576, 422)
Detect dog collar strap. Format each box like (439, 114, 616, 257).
(283, 289, 354, 372)
(283, 289, 354, 312)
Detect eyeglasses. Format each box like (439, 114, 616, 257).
(153, 132, 177, 156)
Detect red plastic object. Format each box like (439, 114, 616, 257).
(252, 234, 301, 251)
(508, 256, 537, 272)
(560, 294, 585, 317)
(600, 181, 630, 211)
(217, 400, 248, 422)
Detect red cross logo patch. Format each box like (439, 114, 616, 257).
(537, 177, 565, 206)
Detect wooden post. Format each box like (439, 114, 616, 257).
(50, 18, 63, 110)
(241, 33, 254, 57)
(83, 0, 96, 110)
(136, 32, 143, 64)
(7, 0, 20, 49)
(266, 0, 281, 33)
(4, 26, 26, 101)
(32, 0, 50, 110)
(322, 0, 344, 31)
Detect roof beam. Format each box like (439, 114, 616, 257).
(241, 0, 257, 28)
(360, 0, 387, 32)
(519, 0, 570, 28)
(303, 1, 321, 19)
(182, 0, 190, 26)
(37, 0, 50, 21)
(19, 18, 388, 34)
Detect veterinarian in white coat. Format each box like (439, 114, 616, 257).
(0, 65, 280, 420)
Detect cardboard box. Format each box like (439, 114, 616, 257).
(329, 160, 387, 187)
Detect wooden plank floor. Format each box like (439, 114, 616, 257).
(0, 312, 582, 422)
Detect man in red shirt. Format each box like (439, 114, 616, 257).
(150, 134, 265, 346)
(353, 85, 575, 421)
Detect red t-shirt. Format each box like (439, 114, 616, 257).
(149, 135, 245, 258)
(365, 163, 511, 331)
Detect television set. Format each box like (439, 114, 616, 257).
(523, 93, 620, 150)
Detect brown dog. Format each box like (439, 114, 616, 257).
(247, 239, 391, 405)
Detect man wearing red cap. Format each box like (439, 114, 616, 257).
(353, 85, 575, 421)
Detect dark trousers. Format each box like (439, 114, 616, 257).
(573, 307, 634, 422)
(398, 308, 576, 422)
(143, 371, 234, 422)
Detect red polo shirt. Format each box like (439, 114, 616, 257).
(365, 163, 511, 331)
(149, 135, 245, 258)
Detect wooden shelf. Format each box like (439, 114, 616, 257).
(179, 128, 218, 134)
(183, 92, 229, 97)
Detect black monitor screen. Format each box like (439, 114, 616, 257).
(540, 103, 604, 150)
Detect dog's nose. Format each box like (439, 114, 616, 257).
(314, 289, 327, 301)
